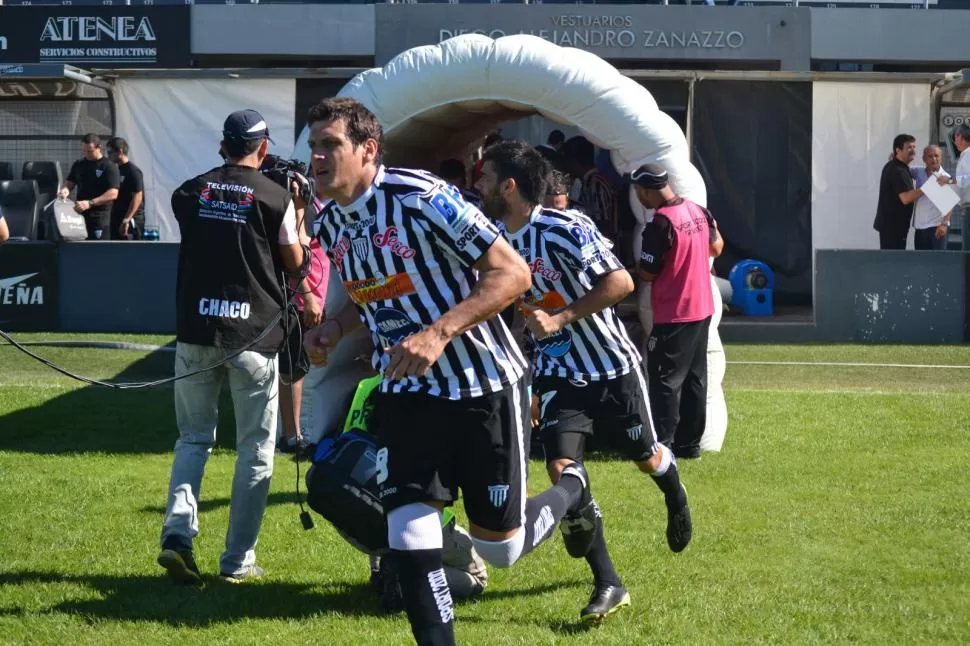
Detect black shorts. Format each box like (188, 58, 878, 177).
(278, 313, 310, 381)
(533, 370, 660, 463)
(371, 380, 530, 533)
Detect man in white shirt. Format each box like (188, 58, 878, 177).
(911, 145, 952, 250)
(949, 125, 970, 204)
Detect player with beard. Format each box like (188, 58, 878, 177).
(476, 139, 693, 623)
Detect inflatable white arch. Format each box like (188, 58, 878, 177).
(298, 34, 728, 452)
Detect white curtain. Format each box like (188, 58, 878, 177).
(812, 82, 931, 252)
(112, 78, 296, 242)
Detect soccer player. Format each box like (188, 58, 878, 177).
(476, 140, 693, 623)
(302, 97, 598, 646)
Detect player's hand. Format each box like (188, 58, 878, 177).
(302, 293, 323, 328)
(384, 328, 447, 380)
(520, 302, 564, 340)
(119, 219, 131, 239)
(291, 173, 310, 210)
(531, 394, 540, 429)
(74, 200, 91, 213)
(937, 175, 951, 186)
(303, 319, 340, 367)
(58, 187, 70, 200)
(936, 224, 948, 240)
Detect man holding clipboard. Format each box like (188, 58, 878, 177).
(911, 145, 956, 250)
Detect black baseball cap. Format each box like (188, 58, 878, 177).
(626, 163, 668, 189)
(222, 109, 273, 143)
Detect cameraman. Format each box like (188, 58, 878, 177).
(157, 109, 306, 586)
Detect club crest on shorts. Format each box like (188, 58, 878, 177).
(488, 484, 509, 508)
(627, 424, 643, 441)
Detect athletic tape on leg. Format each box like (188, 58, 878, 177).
(387, 503, 444, 551)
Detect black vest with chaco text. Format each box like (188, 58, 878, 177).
(171, 164, 291, 353)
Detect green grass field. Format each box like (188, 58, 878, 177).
(1, 335, 968, 645)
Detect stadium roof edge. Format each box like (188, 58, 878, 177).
(83, 67, 965, 86)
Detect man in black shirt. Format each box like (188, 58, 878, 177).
(106, 137, 145, 240)
(157, 109, 306, 587)
(59, 133, 120, 241)
(874, 133, 924, 250)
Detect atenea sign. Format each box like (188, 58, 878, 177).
(439, 15, 745, 51)
(0, 7, 191, 68)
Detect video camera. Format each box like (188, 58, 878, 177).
(261, 154, 313, 205)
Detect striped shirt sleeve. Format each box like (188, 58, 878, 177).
(416, 185, 499, 267)
(546, 220, 623, 282)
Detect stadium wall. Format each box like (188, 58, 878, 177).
(1, 242, 966, 344)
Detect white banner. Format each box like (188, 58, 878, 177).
(812, 81, 930, 252)
(112, 78, 296, 242)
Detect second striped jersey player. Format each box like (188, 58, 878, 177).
(477, 139, 693, 625)
(503, 206, 640, 382)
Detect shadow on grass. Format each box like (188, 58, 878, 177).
(0, 571, 590, 629)
(139, 491, 300, 515)
(0, 344, 638, 462)
(0, 570, 386, 625)
(0, 348, 245, 455)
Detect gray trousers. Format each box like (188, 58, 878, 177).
(160, 342, 279, 576)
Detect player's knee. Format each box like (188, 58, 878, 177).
(636, 444, 669, 474)
(546, 458, 574, 483)
(386, 503, 443, 551)
(470, 530, 525, 568)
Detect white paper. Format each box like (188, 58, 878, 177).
(919, 174, 960, 215)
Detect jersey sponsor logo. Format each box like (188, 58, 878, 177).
(344, 215, 376, 234)
(344, 272, 417, 305)
(580, 250, 605, 270)
(372, 226, 417, 260)
(454, 222, 480, 251)
(198, 297, 251, 320)
(488, 484, 509, 508)
(0, 273, 44, 306)
(641, 252, 655, 264)
(329, 233, 353, 268)
(530, 257, 562, 282)
(373, 307, 422, 347)
(536, 329, 572, 358)
(427, 186, 473, 231)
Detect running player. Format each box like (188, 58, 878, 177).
(302, 98, 598, 646)
(476, 139, 693, 623)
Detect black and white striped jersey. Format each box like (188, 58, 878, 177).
(500, 206, 640, 382)
(312, 165, 527, 400)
